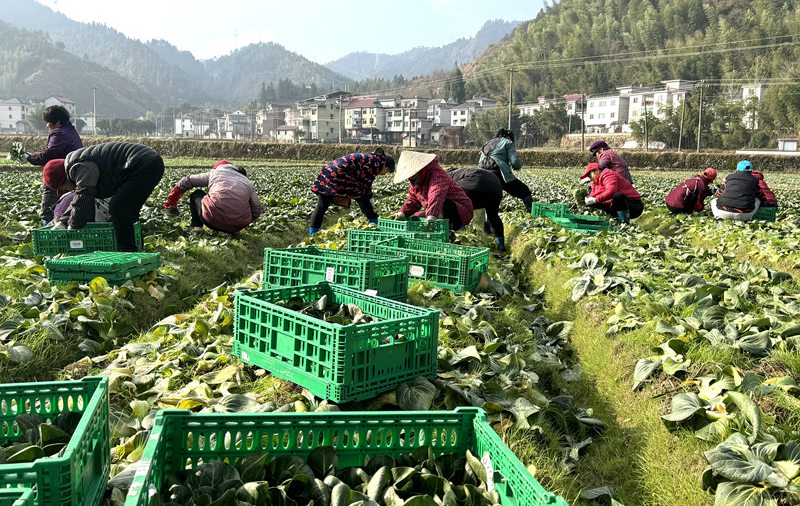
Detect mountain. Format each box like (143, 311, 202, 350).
(325, 19, 521, 81)
(0, 20, 159, 117)
(0, 0, 353, 115)
(466, 0, 799, 103)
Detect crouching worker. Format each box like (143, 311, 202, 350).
(710, 160, 764, 221)
(49, 191, 111, 224)
(163, 160, 262, 234)
(394, 151, 473, 242)
(309, 148, 394, 236)
(446, 167, 507, 251)
(41, 142, 164, 251)
(664, 167, 717, 214)
(581, 162, 643, 224)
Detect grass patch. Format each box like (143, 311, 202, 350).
(515, 256, 713, 506)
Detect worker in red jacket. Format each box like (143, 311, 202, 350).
(664, 168, 717, 214)
(752, 171, 777, 208)
(394, 151, 474, 241)
(581, 162, 643, 223)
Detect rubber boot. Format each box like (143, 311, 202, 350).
(495, 236, 507, 252)
(309, 227, 319, 236)
(483, 220, 493, 235)
(522, 194, 534, 213)
(616, 210, 630, 224)
(367, 218, 379, 226)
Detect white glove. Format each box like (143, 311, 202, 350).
(580, 177, 591, 185)
(425, 215, 436, 222)
(584, 196, 597, 206)
(394, 212, 405, 220)
(51, 221, 66, 230)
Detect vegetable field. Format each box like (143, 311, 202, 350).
(0, 162, 799, 506)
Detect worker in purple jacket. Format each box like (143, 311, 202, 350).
(26, 105, 84, 225)
(589, 140, 633, 183)
(26, 105, 83, 166)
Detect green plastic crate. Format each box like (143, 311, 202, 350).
(263, 247, 409, 301)
(347, 229, 447, 254)
(371, 236, 489, 293)
(531, 202, 568, 218)
(378, 217, 449, 242)
(752, 205, 777, 222)
(32, 222, 143, 256)
(124, 407, 566, 506)
(46, 251, 160, 285)
(233, 282, 438, 403)
(0, 377, 109, 506)
(551, 215, 610, 232)
(0, 489, 34, 506)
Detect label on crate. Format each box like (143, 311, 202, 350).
(241, 351, 250, 362)
(364, 289, 378, 296)
(325, 267, 335, 282)
(136, 460, 151, 476)
(481, 452, 495, 492)
(409, 265, 425, 277)
(69, 240, 84, 249)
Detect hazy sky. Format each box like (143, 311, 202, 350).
(37, 0, 544, 62)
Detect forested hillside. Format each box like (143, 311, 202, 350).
(326, 20, 520, 80)
(467, 0, 798, 100)
(0, 21, 159, 117)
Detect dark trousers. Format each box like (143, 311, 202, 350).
(441, 200, 464, 230)
(188, 189, 225, 232)
(665, 203, 691, 214)
(309, 194, 377, 229)
(490, 169, 533, 211)
(464, 189, 504, 237)
(596, 193, 644, 218)
(109, 156, 164, 251)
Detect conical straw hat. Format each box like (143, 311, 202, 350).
(393, 151, 437, 184)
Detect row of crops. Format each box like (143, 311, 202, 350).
(0, 163, 798, 505)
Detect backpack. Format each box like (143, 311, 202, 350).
(478, 138, 502, 170)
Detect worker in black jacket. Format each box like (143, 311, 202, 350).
(41, 142, 165, 251)
(446, 167, 507, 251)
(710, 160, 765, 221)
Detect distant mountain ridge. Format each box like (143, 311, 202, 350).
(0, 0, 354, 116)
(325, 19, 521, 80)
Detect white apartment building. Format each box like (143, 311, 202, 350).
(627, 80, 694, 124)
(43, 96, 77, 120)
(0, 98, 31, 132)
(450, 96, 497, 127)
(256, 107, 287, 140)
(743, 82, 768, 129)
(344, 96, 384, 140)
(584, 93, 628, 133)
(426, 99, 453, 126)
(216, 110, 252, 139)
(292, 94, 347, 143)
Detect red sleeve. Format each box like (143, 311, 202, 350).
(591, 171, 618, 203)
(422, 169, 450, 218)
(399, 186, 422, 216)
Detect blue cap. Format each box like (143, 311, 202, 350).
(737, 160, 753, 172)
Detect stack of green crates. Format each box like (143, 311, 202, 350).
(530, 202, 569, 218)
(32, 222, 143, 256)
(263, 246, 409, 301)
(347, 228, 447, 254)
(233, 282, 439, 403)
(124, 407, 567, 506)
(551, 213, 610, 232)
(46, 251, 161, 285)
(0, 489, 34, 506)
(371, 236, 489, 293)
(0, 377, 109, 506)
(752, 206, 777, 222)
(377, 217, 450, 242)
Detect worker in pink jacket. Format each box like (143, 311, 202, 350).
(163, 160, 262, 233)
(581, 162, 643, 223)
(393, 151, 473, 241)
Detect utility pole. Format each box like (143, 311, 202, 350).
(92, 85, 97, 135)
(581, 94, 586, 152)
(507, 66, 514, 130)
(338, 99, 342, 144)
(696, 80, 704, 153)
(644, 98, 649, 152)
(678, 98, 686, 152)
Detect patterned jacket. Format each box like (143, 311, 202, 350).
(597, 150, 633, 183)
(312, 152, 384, 198)
(399, 160, 473, 226)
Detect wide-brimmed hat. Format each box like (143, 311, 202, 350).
(394, 151, 437, 183)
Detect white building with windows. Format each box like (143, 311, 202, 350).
(584, 93, 628, 133)
(627, 80, 694, 125)
(450, 96, 497, 127)
(0, 98, 31, 132)
(742, 82, 768, 129)
(43, 96, 77, 120)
